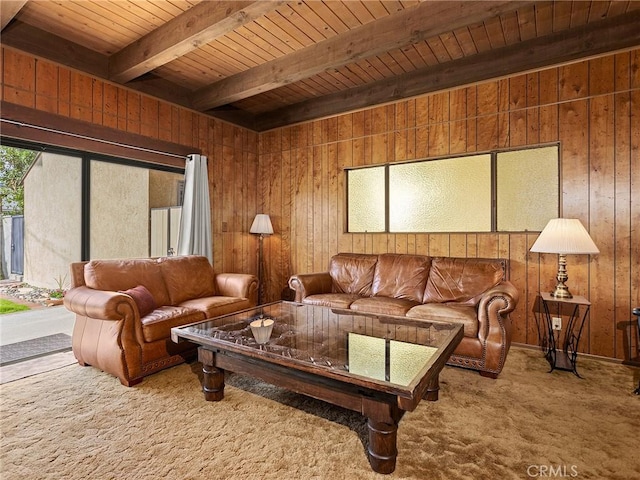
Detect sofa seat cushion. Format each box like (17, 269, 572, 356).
(141, 306, 205, 343)
(302, 293, 360, 309)
(406, 304, 478, 337)
(350, 297, 419, 316)
(179, 296, 253, 319)
(372, 254, 431, 302)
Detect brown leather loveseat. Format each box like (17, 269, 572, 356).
(289, 253, 519, 378)
(64, 255, 258, 386)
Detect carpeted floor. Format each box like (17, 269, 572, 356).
(0, 346, 638, 480)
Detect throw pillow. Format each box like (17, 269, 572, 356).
(120, 285, 158, 317)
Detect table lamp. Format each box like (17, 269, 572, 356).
(250, 214, 274, 304)
(530, 218, 599, 299)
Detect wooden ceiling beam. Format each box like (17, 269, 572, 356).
(108, 1, 284, 84)
(191, 1, 535, 111)
(0, 0, 28, 31)
(254, 11, 640, 131)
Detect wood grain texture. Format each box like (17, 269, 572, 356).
(1, 45, 638, 361)
(256, 49, 639, 361)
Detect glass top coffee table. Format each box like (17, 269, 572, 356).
(171, 301, 462, 474)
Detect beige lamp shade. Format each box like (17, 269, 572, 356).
(530, 218, 598, 298)
(530, 218, 599, 255)
(250, 214, 274, 235)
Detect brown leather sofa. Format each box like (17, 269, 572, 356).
(289, 253, 519, 378)
(64, 255, 258, 386)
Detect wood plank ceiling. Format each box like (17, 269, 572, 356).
(2, 1, 639, 132)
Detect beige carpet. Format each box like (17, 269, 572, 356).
(1, 347, 638, 480)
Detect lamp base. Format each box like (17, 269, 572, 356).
(550, 284, 573, 299)
(550, 253, 573, 299)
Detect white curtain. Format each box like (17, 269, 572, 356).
(177, 154, 212, 263)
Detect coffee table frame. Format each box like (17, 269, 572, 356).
(172, 302, 463, 474)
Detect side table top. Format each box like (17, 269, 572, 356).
(540, 291, 590, 306)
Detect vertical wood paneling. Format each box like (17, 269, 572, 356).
(589, 94, 616, 357)
(613, 90, 632, 360)
(2, 49, 35, 107)
(0, 46, 260, 311)
(35, 61, 58, 114)
(1, 46, 638, 362)
(256, 48, 640, 362)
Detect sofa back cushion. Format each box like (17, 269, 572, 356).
(329, 253, 378, 296)
(84, 258, 171, 306)
(423, 257, 506, 306)
(372, 254, 431, 302)
(159, 255, 216, 305)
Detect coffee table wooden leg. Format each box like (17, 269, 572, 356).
(363, 399, 403, 474)
(367, 418, 398, 474)
(424, 374, 439, 401)
(198, 347, 225, 402)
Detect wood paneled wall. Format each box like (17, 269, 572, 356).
(258, 49, 640, 361)
(0, 46, 260, 278)
(1, 46, 638, 361)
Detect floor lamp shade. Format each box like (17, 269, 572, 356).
(250, 214, 274, 235)
(530, 218, 599, 298)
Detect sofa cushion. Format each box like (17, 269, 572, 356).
(301, 293, 361, 309)
(406, 304, 478, 337)
(84, 258, 171, 307)
(372, 254, 431, 302)
(179, 296, 253, 319)
(159, 256, 217, 305)
(141, 305, 205, 343)
(422, 257, 505, 306)
(119, 285, 157, 317)
(350, 297, 420, 317)
(329, 253, 378, 297)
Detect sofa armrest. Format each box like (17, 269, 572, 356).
(64, 286, 138, 320)
(216, 273, 258, 305)
(64, 285, 146, 384)
(476, 281, 520, 373)
(478, 281, 519, 317)
(288, 272, 333, 302)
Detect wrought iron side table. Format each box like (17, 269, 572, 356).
(538, 292, 591, 378)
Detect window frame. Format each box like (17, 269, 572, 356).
(345, 143, 560, 234)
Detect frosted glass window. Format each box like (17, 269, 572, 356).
(389, 155, 492, 232)
(497, 146, 559, 231)
(347, 166, 385, 232)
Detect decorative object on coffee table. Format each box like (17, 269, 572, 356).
(250, 213, 274, 304)
(530, 218, 599, 299)
(250, 316, 274, 344)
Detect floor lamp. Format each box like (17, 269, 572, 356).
(250, 214, 273, 305)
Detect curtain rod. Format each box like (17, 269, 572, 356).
(0, 118, 186, 159)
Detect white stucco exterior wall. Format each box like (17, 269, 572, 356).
(23, 152, 82, 289)
(90, 160, 149, 259)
